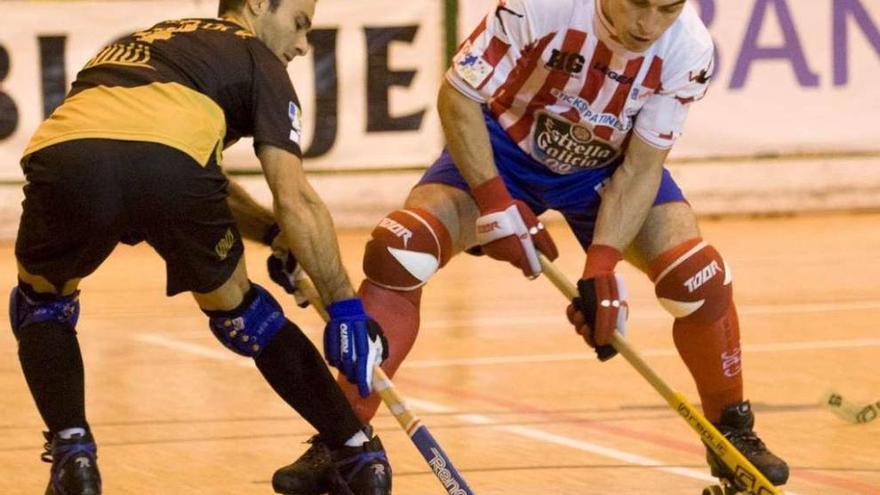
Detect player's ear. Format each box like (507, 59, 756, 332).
(246, 0, 268, 16)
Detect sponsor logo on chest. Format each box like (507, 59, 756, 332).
(531, 111, 619, 174)
(545, 49, 585, 75)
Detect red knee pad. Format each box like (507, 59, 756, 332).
(363, 208, 452, 291)
(651, 239, 733, 324)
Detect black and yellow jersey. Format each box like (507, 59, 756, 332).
(24, 18, 303, 165)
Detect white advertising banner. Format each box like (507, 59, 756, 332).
(460, 0, 880, 158)
(0, 0, 444, 179)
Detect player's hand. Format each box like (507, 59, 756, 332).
(264, 224, 310, 308)
(324, 298, 389, 397)
(567, 245, 628, 361)
(472, 176, 558, 278)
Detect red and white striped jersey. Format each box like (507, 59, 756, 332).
(447, 0, 714, 174)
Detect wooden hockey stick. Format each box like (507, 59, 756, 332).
(821, 389, 880, 424)
(297, 276, 476, 495)
(538, 254, 782, 495)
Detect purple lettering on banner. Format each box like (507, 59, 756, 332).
(730, 0, 820, 89)
(833, 0, 880, 86)
(693, 0, 715, 25)
(693, 0, 721, 78)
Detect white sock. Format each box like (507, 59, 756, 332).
(344, 430, 369, 447)
(58, 427, 86, 440)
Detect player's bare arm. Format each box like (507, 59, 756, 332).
(437, 80, 557, 277)
(591, 134, 670, 252)
(568, 134, 669, 361)
(437, 80, 498, 187)
(257, 144, 355, 305)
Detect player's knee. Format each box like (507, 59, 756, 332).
(9, 282, 80, 341)
(652, 240, 733, 323)
(363, 208, 452, 291)
(204, 283, 287, 358)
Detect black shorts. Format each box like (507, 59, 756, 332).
(15, 139, 243, 296)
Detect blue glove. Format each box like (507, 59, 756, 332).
(324, 298, 388, 397)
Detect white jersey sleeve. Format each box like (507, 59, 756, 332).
(634, 9, 715, 149)
(445, 0, 571, 102)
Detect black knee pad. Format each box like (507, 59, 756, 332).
(9, 283, 80, 341)
(204, 283, 287, 358)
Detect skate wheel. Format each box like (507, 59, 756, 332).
(702, 485, 725, 495)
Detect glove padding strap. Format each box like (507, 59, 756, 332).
(324, 298, 389, 397)
(568, 244, 627, 361)
(472, 177, 558, 278)
(570, 274, 628, 361)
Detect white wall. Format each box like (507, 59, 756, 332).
(0, 0, 878, 240)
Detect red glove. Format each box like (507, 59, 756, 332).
(472, 176, 558, 278)
(567, 244, 628, 361)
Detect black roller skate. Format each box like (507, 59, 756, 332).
(42, 430, 102, 495)
(328, 434, 391, 495)
(273, 435, 335, 495)
(702, 401, 789, 494)
(273, 428, 391, 495)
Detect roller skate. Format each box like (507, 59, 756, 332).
(273, 434, 335, 494)
(42, 430, 102, 495)
(701, 401, 788, 494)
(273, 427, 391, 495)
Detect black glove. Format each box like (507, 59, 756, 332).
(264, 224, 310, 308)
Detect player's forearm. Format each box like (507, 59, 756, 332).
(274, 188, 355, 305)
(592, 166, 660, 251)
(592, 141, 669, 251)
(226, 178, 275, 242)
(438, 81, 497, 187)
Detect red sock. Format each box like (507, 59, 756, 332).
(336, 280, 422, 423)
(650, 238, 744, 423)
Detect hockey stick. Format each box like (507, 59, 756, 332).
(821, 390, 880, 424)
(296, 276, 476, 495)
(538, 254, 783, 495)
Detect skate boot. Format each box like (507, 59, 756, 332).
(705, 401, 789, 490)
(273, 435, 335, 495)
(42, 430, 102, 495)
(328, 434, 391, 495)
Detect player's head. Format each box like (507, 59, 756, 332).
(219, 0, 315, 65)
(602, 0, 687, 52)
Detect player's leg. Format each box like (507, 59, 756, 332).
(140, 146, 389, 495)
(335, 182, 474, 422)
(276, 152, 480, 494)
(629, 197, 788, 486)
(192, 259, 390, 495)
(10, 141, 128, 495)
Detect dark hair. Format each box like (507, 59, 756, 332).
(218, 0, 281, 16)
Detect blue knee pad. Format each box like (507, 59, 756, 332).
(9, 285, 80, 340)
(207, 284, 286, 358)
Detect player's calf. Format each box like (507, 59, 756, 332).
(705, 401, 789, 487)
(650, 239, 743, 423)
(334, 208, 454, 421)
(42, 429, 102, 495)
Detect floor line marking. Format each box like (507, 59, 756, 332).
(402, 338, 880, 369)
(137, 333, 803, 494)
(421, 299, 880, 330)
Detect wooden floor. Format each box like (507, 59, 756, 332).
(1, 212, 879, 494)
